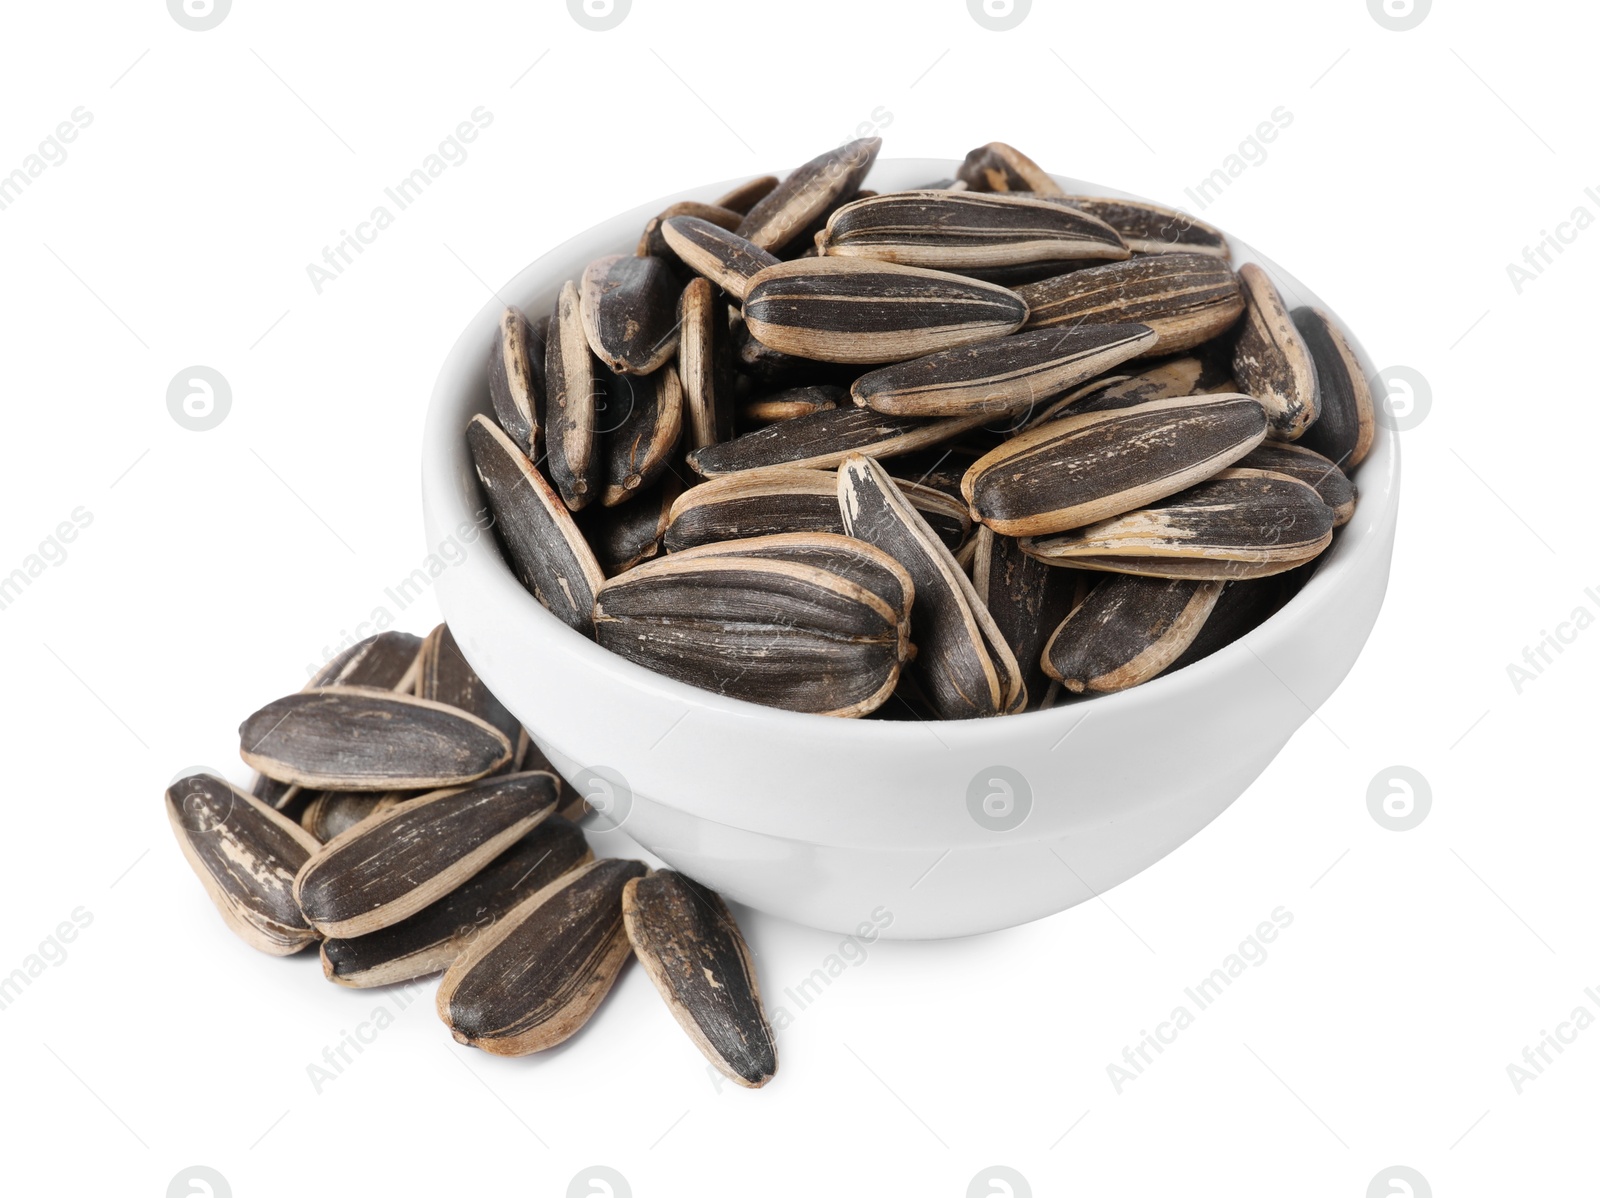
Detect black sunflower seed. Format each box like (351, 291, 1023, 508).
(437, 858, 650, 1055)
(417, 623, 521, 748)
(956, 141, 1064, 196)
(1292, 306, 1376, 469)
(307, 631, 425, 692)
(166, 772, 321, 955)
(714, 174, 779, 215)
(743, 257, 1029, 364)
(586, 473, 681, 576)
(293, 771, 558, 938)
(740, 384, 845, 425)
(320, 818, 592, 989)
(467, 413, 605, 633)
(660, 217, 781, 301)
(969, 527, 1080, 709)
(544, 279, 603, 510)
(686, 405, 989, 477)
(579, 253, 680, 376)
(1040, 352, 1239, 421)
(963, 394, 1269, 536)
(240, 686, 513, 791)
(736, 137, 882, 253)
(1164, 569, 1310, 674)
(1017, 254, 1244, 354)
(1237, 441, 1356, 525)
(638, 201, 744, 260)
(678, 277, 735, 450)
(1056, 196, 1229, 258)
(623, 870, 778, 1088)
(1042, 575, 1224, 694)
(487, 306, 542, 456)
(600, 364, 683, 507)
(299, 791, 405, 843)
(1232, 263, 1319, 440)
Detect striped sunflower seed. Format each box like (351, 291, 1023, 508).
(308, 630, 426, 693)
(736, 137, 882, 253)
(1232, 263, 1319, 440)
(240, 686, 513, 791)
(579, 253, 680, 376)
(838, 454, 1024, 718)
(600, 363, 683, 507)
(417, 623, 521, 749)
(963, 394, 1269, 537)
(743, 257, 1029, 364)
(1292, 306, 1375, 469)
(638, 201, 743, 260)
(467, 413, 605, 633)
(660, 217, 780, 301)
(678, 278, 734, 450)
(544, 279, 602, 509)
(1042, 575, 1224, 694)
(166, 772, 322, 955)
(969, 526, 1080, 709)
(293, 771, 558, 938)
(1056, 196, 1229, 258)
(663, 466, 969, 553)
(740, 384, 845, 425)
(816, 190, 1129, 269)
(1045, 353, 1239, 420)
(586, 473, 680, 575)
(436, 857, 650, 1055)
(300, 790, 406, 843)
(956, 141, 1064, 197)
(850, 324, 1156, 418)
(1017, 253, 1244, 354)
(1020, 468, 1335, 579)
(1165, 570, 1308, 673)
(686, 405, 990, 477)
(487, 306, 542, 457)
(714, 174, 779, 215)
(1237, 441, 1356, 525)
(320, 818, 593, 989)
(593, 552, 911, 717)
(622, 871, 778, 1088)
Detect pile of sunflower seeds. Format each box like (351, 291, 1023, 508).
(471, 137, 1374, 717)
(166, 626, 778, 1087)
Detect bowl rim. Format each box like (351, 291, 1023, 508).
(421, 156, 1400, 747)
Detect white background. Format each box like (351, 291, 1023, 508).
(1, 1, 1594, 1195)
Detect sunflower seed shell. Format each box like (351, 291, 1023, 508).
(1232, 263, 1319, 440)
(1017, 254, 1244, 354)
(956, 141, 1063, 197)
(660, 217, 780, 301)
(970, 527, 1079, 708)
(1043, 575, 1223, 694)
(1292, 306, 1376, 468)
(545, 279, 602, 509)
(487, 306, 542, 456)
(1057, 196, 1229, 258)
(687, 405, 990, 477)
(1237, 441, 1356, 525)
(737, 137, 882, 253)
(579, 253, 681, 376)
(601, 364, 683, 507)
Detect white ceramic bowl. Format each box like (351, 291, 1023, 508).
(421, 158, 1399, 939)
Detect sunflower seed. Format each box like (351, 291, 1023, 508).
(1237, 441, 1355, 525)
(736, 137, 882, 252)
(956, 141, 1064, 197)
(660, 217, 781, 301)
(714, 174, 779, 215)
(1056, 196, 1229, 258)
(816, 190, 1128, 269)
(969, 527, 1079, 708)
(638, 201, 744, 260)
(240, 686, 514, 790)
(600, 363, 683, 507)
(850, 323, 1156, 418)
(545, 279, 602, 509)
(293, 771, 558, 938)
(1020, 468, 1335, 579)
(1043, 575, 1223, 694)
(308, 631, 425, 692)
(663, 466, 969, 552)
(467, 413, 605, 633)
(1017, 254, 1244, 354)
(678, 277, 734, 450)
(963, 394, 1269, 536)
(300, 790, 406, 843)
(586, 473, 681, 575)
(740, 384, 845, 425)
(579, 254, 680, 376)
(687, 405, 988, 477)
(1232, 263, 1319, 440)
(838, 454, 1023, 718)
(417, 623, 521, 747)
(166, 772, 321, 955)
(319, 818, 592, 989)
(622, 871, 777, 1088)
(594, 551, 910, 717)
(1164, 569, 1309, 673)
(1040, 353, 1239, 421)
(487, 306, 542, 456)
(436, 857, 650, 1055)
(743, 258, 1029, 364)
(1292, 306, 1375, 469)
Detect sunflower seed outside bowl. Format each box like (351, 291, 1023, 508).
(166, 773, 322, 955)
(1232, 263, 1319, 440)
(300, 791, 406, 842)
(417, 623, 521, 748)
(487, 306, 542, 456)
(1237, 441, 1356, 525)
(1017, 253, 1244, 354)
(308, 630, 426, 693)
(736, 137, 882, 253)
(240, 686, 513, 790)
(466, 413, 605, 634)
(1292, 306, 1376, 469)
(623, 871, 778, 1088)
(436, 857, 650, 1056)
(320, 817, 592, 989)
(743, 257, 1028, 364)
(1043, 575, 1224, 694)
(962, 394, 1269, 537)
(293, 771, 558, 938)
(851, 324, 1155, 418)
